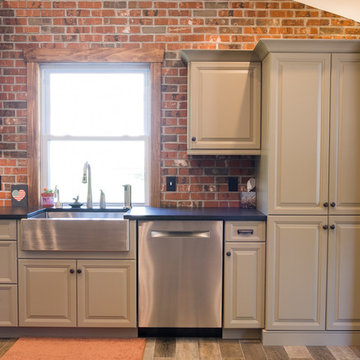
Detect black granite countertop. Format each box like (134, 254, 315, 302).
(0, 207, 44, 219)
(0, 206, 266, 221)
(124, 207, 266, 221)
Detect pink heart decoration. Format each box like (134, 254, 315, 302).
(12, 189, 26, 201)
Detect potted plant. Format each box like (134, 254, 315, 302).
(41, 188, 55, 208)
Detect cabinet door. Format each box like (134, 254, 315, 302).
(266, 216, 327, 330)
(0, 241, 17, 283)
(329, 54, 360, 215)
(77, 260, 136, 327)
(188, 61, 261, 154)
(0, 284, 17, 326)
(18, 259, 76, 327)
(327, 216, 360, 330)
(224, 242, 265, 328)
(265, 53, 331, 215)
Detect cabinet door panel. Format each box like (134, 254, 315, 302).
(327, 216, 360, 330)
(0, 241, 17, 283)
(77, 260, 136, 327)
(189, 62, 260, 153)
(18, 259, 76, 327)
(224, 242, 265, 328)
(0, 284, 17, 326)
(266, 216, 327, 330)
(329, 54, 360, 215)
(266, 54, 330, 215)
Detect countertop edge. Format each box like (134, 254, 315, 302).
(0, 206, 266, 221)
(123, 207, 267, 221)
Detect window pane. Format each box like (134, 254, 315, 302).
(47, 141, 145, 204)
(49, 72, 146, 136)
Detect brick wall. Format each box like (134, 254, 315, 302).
(0, 1, 359, 208)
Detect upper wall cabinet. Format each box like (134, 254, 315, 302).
(255, 40, 360, 216)
(181, 51, 261, 155)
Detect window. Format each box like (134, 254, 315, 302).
(41, 64, 149, 205)
(24, 47, 163, 208)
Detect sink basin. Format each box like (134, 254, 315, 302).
(21, 210, 129, 252)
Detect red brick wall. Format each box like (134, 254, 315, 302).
(0, 1, 359, 208)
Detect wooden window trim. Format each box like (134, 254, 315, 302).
(25, 47, 163, 208)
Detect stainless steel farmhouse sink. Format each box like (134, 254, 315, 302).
(21, 210, 129, 252)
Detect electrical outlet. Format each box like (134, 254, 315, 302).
(166, 176, 177, 191)
(228, 177, 238, 192)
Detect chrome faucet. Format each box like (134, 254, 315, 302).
(82, 161, 92, 208)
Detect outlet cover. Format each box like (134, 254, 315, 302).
(228, 177, 238, 192)
(166, 176, 177, 191)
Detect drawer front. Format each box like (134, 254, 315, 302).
(0, 284, 18, 326)
(0, 220, 17, 240)
(0, 241, 17, 283)
(225, 221, 265, 242)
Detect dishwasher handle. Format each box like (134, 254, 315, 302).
(151, 230, 210, 238)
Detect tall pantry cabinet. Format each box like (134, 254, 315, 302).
(255, 40, 360, 341)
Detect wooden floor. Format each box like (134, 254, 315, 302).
(142, 339, 360, 360)
(1, 338, 360, 359)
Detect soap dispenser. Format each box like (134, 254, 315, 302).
(99, 190, 106, 209)
(123, 184, 132, 209)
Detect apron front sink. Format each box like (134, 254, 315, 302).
(21, 210, 129, 252)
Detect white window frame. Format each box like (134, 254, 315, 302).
(40, 63, 151, 206)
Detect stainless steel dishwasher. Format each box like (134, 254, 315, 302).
(138, 220, 223, 328)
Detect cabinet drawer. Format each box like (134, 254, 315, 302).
(0, 284, 18, 326)
(0, 220, 16, 240)
(225, 222, 265, 242)
(0, 241, 17, 283)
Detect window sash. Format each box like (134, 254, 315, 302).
(40, 64, 150, 205)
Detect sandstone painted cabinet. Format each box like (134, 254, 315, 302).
(256, 39, 360, 344)
(0, 220, 18, 327)
(223, 221, 265, 330)
(182, 50, 261, 155)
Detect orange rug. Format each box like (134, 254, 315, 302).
(1, 337, 146, 360)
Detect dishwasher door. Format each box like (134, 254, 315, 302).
(138, 220, 223, 328)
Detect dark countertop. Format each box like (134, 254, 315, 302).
(0, 207, 44, 219)
(0, 206, 266, 221)
(124, 207, 266, 221)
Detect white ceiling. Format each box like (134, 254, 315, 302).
(295, 0, 360, 23)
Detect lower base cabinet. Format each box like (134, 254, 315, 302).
(0, 224, 18, 327)
(223, 221, 265, 329)
(19, 259, 136, 328)
(267, 215, 360, 333)
(224, 242, 265, 328)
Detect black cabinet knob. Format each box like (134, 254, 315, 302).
(323, 225, 328, 230)
(191, 137, 196, 141)
(330, 224, 336, 230)
(77, 269, 82, 274)
(69, 269, 75, 274)
(323, 202, 329, 207)
(330, 202, 336, 207)
(226, 251, 231, 257)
